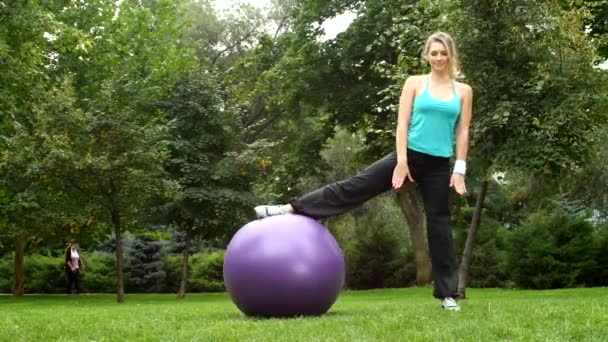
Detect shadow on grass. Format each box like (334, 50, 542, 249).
(231, 308, 361, 322)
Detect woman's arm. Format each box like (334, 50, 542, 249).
(450, 84, 473, 195)
(392, 76, 418, 189)
(454, 84, 473, 164)
(396, 76, 417, 163)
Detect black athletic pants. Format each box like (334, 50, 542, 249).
(66, 268, 80, 294)
(291, 149, 459, 299)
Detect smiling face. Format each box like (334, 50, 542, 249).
(427, 41, 450, 72)
(422, 32, 459, 78)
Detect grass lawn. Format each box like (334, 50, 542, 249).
(1, 287, 607, 341)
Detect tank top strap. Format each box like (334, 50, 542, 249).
(450, 79, 457, 96)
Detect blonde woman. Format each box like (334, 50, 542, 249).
(255, 32, 473, 311)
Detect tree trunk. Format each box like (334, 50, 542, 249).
(11, 237, 26, 296)
(457, 179, 489, 299)
(111, 206, 125, 303)
(177, 225, 192, 299)
(397, 183, 432, 285)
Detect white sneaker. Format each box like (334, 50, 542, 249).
(254, 205, 286, 219)
(441, 297, 461, 311)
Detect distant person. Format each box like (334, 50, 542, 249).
(65, 240, 85, 294)
(255, 32, 473, 311)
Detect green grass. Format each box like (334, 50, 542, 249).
(1, 287, 607, 341)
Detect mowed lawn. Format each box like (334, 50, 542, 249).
(1, 287, 607, 341)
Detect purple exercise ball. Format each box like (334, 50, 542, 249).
(223, 214, 345, 317)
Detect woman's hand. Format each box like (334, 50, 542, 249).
(392, 162, 414, 189)
(450, 173, 467, 195)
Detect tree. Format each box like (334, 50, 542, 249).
(180, 0, 266, 70)
(125, 234, 168, 293)
(562, 0, 608, 58)
(38, 0, 196, 302)
(0, 0, 88, 296)
(449, 0, 608, 297)
(160, 67, 256, 298)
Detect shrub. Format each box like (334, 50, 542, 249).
(505, 212, 597, 289)
(333, 195, 416, 289)
(0, 255, 12, 293)
(593, 222, 608, 286)
(163, 254, 182, 293)
(24, 254, 65, 294)
(81, 252, 116, 293)
(467, 218, 509, 288)
(189, 250, 225, 292)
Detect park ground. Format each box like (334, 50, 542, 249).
(1, 287, 607, 341)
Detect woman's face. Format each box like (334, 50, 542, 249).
(427, 41, 449, 72)
(71, 243, 79, 249)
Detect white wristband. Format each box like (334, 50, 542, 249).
(453, 160, 466, 175)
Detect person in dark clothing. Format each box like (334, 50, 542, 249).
(65, 241, 85, 294)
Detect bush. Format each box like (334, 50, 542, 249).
(593, 222, 608, 286)
(0, 255, 12, 293)
(466, 218, 509, 288)
(0, 249, 228, 294)
(81, 252, 116, 293)
(189, 250, 225, 292)
(505, 212, 597, 289)
(330, 195, 416, 290)
(0, 251, 116, 294)
(163, 251, 226, 293)
(163, 254, 182, 293)
(24, 254, 65, 294)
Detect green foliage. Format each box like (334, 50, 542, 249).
(465, 218, 508, 288)
(162, 247, 227, 293)
(565, 0, 608, 58)
(0, 255, 11, 292)
(0, 0, 90, 251)
(80, 252, 116, 293)
(559, 128, 608, 220)
(0, 0, 82, 118)
(125, 235, 167, 293)
(505, 212, 598, 289)
(451, 0, 608, 175)
(162, 254, 183, 292)
(593, 222, 608, 286)
(0, 251, 115, 294)
(0, 249, 224, 294)
(299, 127, 415, 289)
(338, 196, 417, 289)
(23, 254, 65, 294)
(161, 67, 254, 241)
(188, 250, 225, 292)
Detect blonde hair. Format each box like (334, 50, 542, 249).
(422, 32, 460, 79)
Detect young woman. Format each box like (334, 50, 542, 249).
(65, 240, 85, 294)
(255, 32, 473, 311)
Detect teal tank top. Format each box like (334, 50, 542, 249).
(407, 76, 461, 158)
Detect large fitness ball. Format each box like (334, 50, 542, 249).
(223, 214, 345, 317)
